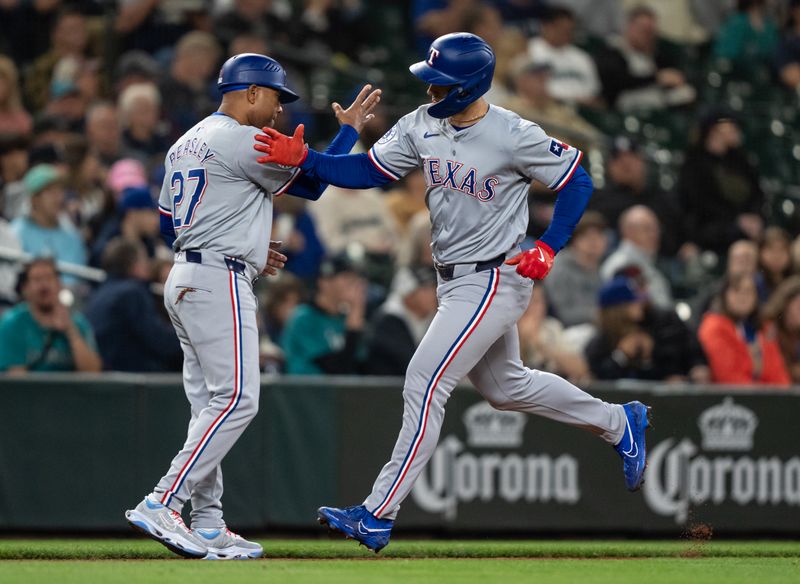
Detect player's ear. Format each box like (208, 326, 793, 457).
(248, 85, 258, 104)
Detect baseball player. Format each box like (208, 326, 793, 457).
(124, 53, 381, 560)
(253, 34, 651, 553)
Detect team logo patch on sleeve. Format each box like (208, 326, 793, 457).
(377, 125, 398, 145)
(549, 139, 569, 157)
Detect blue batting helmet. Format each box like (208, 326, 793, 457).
(410, 33, 495, 119)
(217, 53, 299, 103)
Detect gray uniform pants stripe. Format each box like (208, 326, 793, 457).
(152, 261, 260, 528)
(364, 263, 625, 520)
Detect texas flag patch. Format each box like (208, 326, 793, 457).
(549, 139, 570, 157)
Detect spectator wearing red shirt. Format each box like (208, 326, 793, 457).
(698, 273, 790, 386)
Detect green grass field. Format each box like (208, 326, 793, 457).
(1, 539, 798, 584)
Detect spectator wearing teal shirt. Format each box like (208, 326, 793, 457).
(280, 256, 367, 375)
(714, 0, 779, 74)
(10, 164, 87, 285)
(0, 258, 101, 373)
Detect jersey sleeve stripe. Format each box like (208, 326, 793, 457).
(273, 167, 302, 197)
(367, 148, 401, 181)
(551, 149, 584, 191)
(158, 205, 172, 216)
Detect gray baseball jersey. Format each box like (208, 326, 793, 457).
(158, 112, 299, 271)
(368, 104, 583, 264)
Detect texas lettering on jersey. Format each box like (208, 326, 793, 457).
(368, 105, 582, 264)
(424, 158, 499, 202)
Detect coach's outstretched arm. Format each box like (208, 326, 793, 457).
(254, 125, 394, 189)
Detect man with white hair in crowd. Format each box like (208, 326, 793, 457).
(159, 31, 222, 138)
(601, 205, 674, 310)
(119, 82, 169, 168)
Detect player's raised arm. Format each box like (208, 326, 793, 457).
(332, 84, 382, 133)
(283, 85, 383, 199)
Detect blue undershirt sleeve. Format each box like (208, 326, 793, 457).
(538, 165, 593, 253)
(323, 125, 360, 155)
(160, 214, 176, 248)
(297, 149, 393, 189)
(285, 125, 361, 200)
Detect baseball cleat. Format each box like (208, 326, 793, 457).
(195, 527, 263, 560)
(125, 497, 208, 559)
(613, 401, 652, 492)
(317, 505, 394, 553)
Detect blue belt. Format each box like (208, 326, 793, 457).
(184, 250, 247, 276)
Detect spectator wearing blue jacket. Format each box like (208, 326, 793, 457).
(90, 185, 162, 267)
(85, 237, 181, 372)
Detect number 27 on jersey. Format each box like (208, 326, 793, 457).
(170, 168, 207, 230)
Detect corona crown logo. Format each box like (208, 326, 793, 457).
(698, 397, 758, 451)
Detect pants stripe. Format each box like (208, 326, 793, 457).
(372, 268, 500, 518)
(162, 270, 243, 507)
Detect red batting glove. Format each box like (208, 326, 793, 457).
(505, 240, 555, 280)
(253, 124, 308, 166)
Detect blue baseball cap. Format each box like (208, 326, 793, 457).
(599, 276, 645, 308)
(119, 186, 156, 212)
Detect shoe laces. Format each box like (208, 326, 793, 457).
(344, 505, 366, 518)
(169, 510, 192, 533)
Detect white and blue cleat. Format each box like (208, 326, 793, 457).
(317, 505, 394, 553)
(614, 401, 652, 492)
(124, 497, 208, 559)
(195, 527, 263, 560)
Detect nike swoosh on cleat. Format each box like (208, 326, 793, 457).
(623, 442, 638, 458)
(357, 521, 391, 535)
(621, 417, 638, 458)
(423, 132, 439, 139)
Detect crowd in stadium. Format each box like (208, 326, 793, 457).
(0, 0, 799, 386)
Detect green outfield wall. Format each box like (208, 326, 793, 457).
(1, 375, 798, 535)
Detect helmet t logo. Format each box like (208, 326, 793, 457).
(427, 48, 440, 67)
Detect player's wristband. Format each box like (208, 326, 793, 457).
(300, 147, 317, 172)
